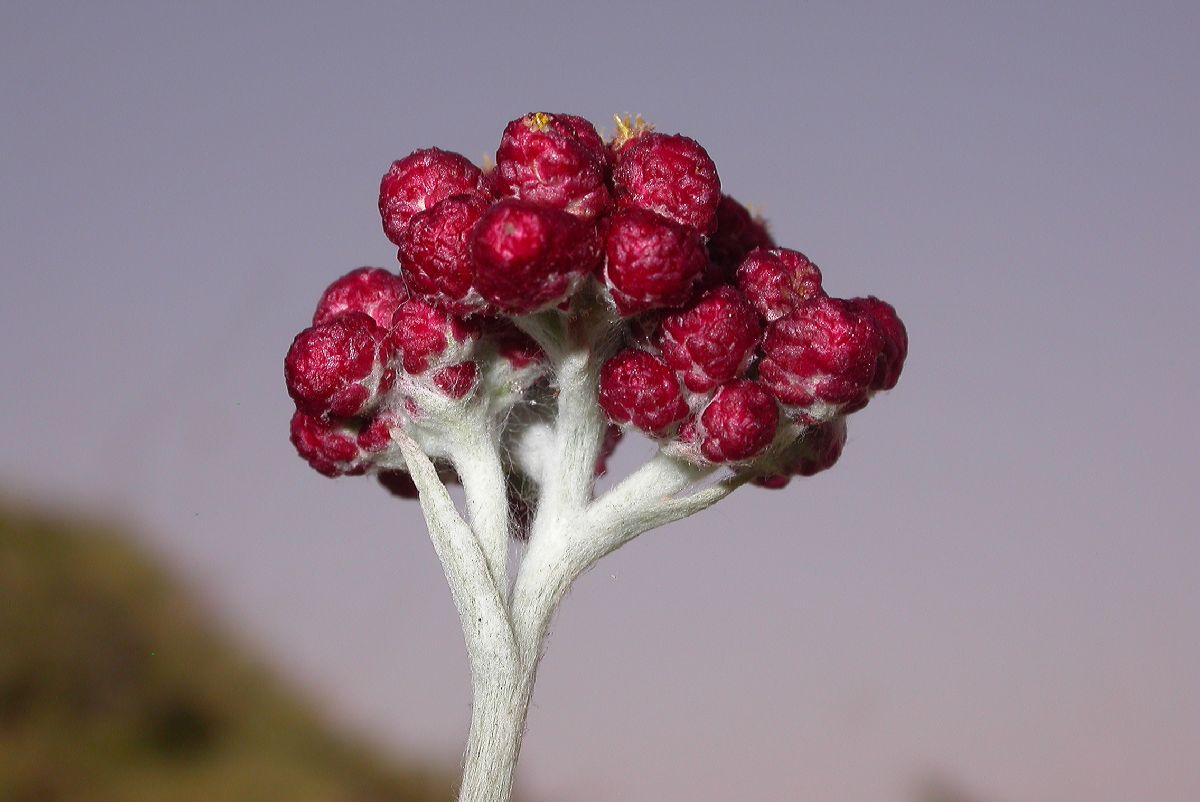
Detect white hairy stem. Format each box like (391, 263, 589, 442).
(447, 417, 512, 603)
(510, 421, 554, 484)
(397, 434, 516, 673)
(509, 455, 741, 664)
(404, 308, 745, 802)
(528, 346, 606, 541)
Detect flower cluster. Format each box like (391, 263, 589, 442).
(284, 111, 906, 497)
(605, 240, 907, 484)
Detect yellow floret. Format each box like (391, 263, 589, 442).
(524, 112, 554, 132)
(611, 113, 653, 147)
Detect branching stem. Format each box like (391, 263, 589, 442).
(405, 308, 745, 802)
(447, 416, 512, 604)
(397, 435, 515, 675)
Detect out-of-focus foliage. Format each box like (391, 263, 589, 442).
(0, 498, 454, 802)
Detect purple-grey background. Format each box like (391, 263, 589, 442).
(2, 2, 1198, 800)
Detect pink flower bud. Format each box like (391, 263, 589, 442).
(613, 132, 721, 235)
(379, 148, 488, 246)
(658, 286, 762, 393)
(598, 349, 690, 436)
(313, 267, 409, 328)
(494, 112, 610, 220)
(695, 380, 779, 463)
(602, 208, 707, 315)
(471, 199, 601, 314)
(285, 313, 392, 418)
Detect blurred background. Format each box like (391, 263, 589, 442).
(1, 2, 1197, 800)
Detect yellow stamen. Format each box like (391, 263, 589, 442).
(525, 112, 553, 132)
(611, 113, 653, 147)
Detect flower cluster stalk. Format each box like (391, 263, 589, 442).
(400, 311, 737, 801)
(283, 110, 908, 799)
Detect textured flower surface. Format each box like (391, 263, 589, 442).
(312, 267, 409, 328)
(288, 110, 906, 489)
(657, 286, 762, 393)
(736, 248, 824, 323)
(494, 112, 610, 220)
(612, 132, 721, 234)
(471, 199, 601, 314)
(398, 193, 492, 314)
(284, 312, 392, 418)
(601, 207, 708, 315)
(284, 110, 909, 802)
(597, 349, 690, 436)
(758, 295, 886, 421)
(379, 148, 489, 246)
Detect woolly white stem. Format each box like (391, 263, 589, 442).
(398, 435, 526, 802)
(588, 449, 712, 524)
(513, 310, 568, 361)
(458, 665, 536, 802)
(584, 473, 745, 554)
(408, 311, 750, 802)
(529, 348, 606, 541)
(516, 306, 616, 541)
(448, 421, 512, 603)
(510, 457, 744, 665)
(398, 435, 515, 671)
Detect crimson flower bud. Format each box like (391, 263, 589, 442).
(759, 296, 884, 419)
(598, 349, 690, 436)
(290, 411, 367, 477)
(379, 462, 459, 497)
(355, 413, 400, 454)
(379, 148, 488, 246)
(707, 194, 774, 273)
(313, 267, 409, 328)
(471, 199, 601, 314)
(613, 132, 721, 235)
(494, 112, 610, 220)
(695, 380, 779, 463)
(848, 296, 907, 392)
(398, 193, 492, 314)
(751, 472, 792, 490)
(792, 417, 847, 476)
(735, 248, 824, 323)
(486, 320, 547, 371)
(378, 469, 420, 498)
(285, 312, 393, 418)
(389, 298, 479, 376)
(657, 286, 761, 393)
(752, 416, 847, 488)
(432, 361, 479, 399)
(602, 208, 707, 316)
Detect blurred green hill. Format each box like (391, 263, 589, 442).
(0, 498, 455, 802)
